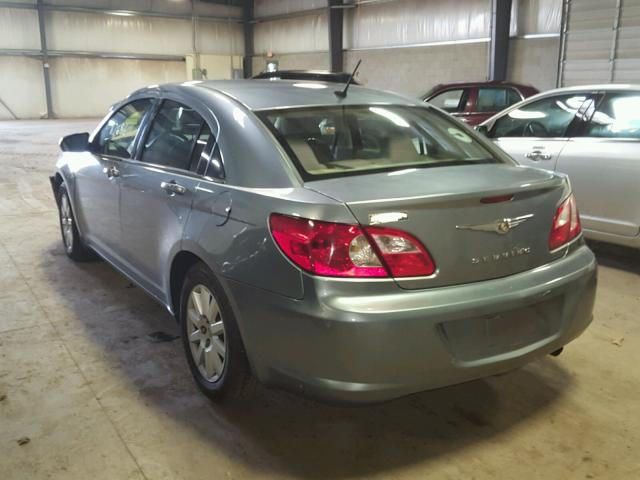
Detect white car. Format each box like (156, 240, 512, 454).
(479, 84, 640, 249)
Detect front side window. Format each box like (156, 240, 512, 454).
(427, 88, 468, 113)
(96, 99, 152, 158)
(476, 87, 522, 113)
(581, 92, 640, 139)
(490, 94, 588, 138)
(258, 105, 500, 179)
(141, 100, 213, 172)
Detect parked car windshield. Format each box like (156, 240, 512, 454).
(258, 105, 500, 179)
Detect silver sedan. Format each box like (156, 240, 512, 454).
(480, 84, 640, 249)
(51, 80, 597, 403)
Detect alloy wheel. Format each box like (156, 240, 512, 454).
(60, 194, 74, 253)
(187, 284, 226, 382)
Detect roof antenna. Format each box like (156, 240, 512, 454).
(334, 59, 361, 98)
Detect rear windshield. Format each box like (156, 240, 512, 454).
(258, 105, 500, 179)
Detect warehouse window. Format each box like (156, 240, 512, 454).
(581, 93, 640, 139)
(141, 100, 212, 172)
(95, 99, 152, 158)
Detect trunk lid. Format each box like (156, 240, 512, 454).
(305, 164, 568, 289)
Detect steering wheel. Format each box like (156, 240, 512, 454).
(523, 121, 549, 137)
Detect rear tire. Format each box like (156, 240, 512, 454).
(179, 262, 254, 401)
(56, 183, 94, 262)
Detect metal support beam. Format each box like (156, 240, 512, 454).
(328, 0, 344, 72)
(36, 0, 54, 119)
(242, 0, 254, 78)
(609, 0, 622, 82)
(556, 0, 569, 87)
(489, 0, 512, 81)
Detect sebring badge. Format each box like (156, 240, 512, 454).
(456, 214, 534, 235)
(471, 246, 531, 265)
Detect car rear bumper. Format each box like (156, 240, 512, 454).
(225, 244, 597, 403)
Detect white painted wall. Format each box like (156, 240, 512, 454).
(0, 1, 242, 119)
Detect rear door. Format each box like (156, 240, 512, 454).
(76, 99, 153, 259)
(489, 92, 594, 171)
(117, 99, 216, 299)
(465, 86, 523, 125)
(555, 91, 640, 238)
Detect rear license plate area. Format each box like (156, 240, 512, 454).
(438, 296, 564, 363)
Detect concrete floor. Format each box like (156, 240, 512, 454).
(0, 119, 639, 480)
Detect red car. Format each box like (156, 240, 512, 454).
(422, 81, 539, 126)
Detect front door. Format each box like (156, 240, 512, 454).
(118, 99, 215, 300)
(555, 91, 640, 238)
(75, 99, 153, 260)
(489, 92, 594, 171)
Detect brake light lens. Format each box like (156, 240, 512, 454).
(549, 193, 581, 251)
(269, 214, 435, 278)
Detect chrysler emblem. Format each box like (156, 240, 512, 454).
(456, 214, 534, 235)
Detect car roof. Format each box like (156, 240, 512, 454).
(423, 80, 538, 99)
(533, 84, 640, 95)
(251, 70, 360, 84)
(431, 80, 533, 88)
(134, 80, 422, 111)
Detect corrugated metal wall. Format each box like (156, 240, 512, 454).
(0, 1, 243, 119)
(560, 0, 640, 86)
(252, 0, 562, 96)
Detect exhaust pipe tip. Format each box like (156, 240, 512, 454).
(550, 347, 563, 357)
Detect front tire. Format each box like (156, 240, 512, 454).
(179, 262, 253, 401)
(56, 183, 93, 261)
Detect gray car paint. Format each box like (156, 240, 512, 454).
(53, 80, 597, 403)
(482, 84, 640, 249)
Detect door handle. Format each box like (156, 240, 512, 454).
(525, 150, 552, 161)
(161, 181, 186, 195)
(105, 165, 120, 178)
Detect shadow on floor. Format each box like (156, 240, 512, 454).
(587, 240, 639, 275)
(42, 240, 572, 479)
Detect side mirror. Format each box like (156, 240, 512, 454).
(60, 132, 90, 152)
(474, 124, 489, 136)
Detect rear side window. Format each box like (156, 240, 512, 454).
(581, 92, 640, 139)
(427, 89, 469, 113)
(141, 100, 213, 172)
(490, 94, 587, 138)
(258, 105, 500, 180)
(476, 88, 522, 113)
(95, 99, 152, 158)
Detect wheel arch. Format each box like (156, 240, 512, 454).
(169, 250, 205, 320)
(51, 172, 64, 204)
(52, 170, 85, 237)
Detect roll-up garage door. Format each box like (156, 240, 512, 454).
(559, 0, 640, 86)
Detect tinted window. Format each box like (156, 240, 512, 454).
(428, 89, 468, 113)
(259, 105, 500, 179)
(477, 88, 522, 113)
(491, 94, 587, 138)
(581, 92, 640, 139)
(141, 100, 212, 171)
(96, 99, 152, 158)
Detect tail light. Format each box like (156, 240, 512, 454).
(549, 193, 581, 251)
(269, 214, 436, 278)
